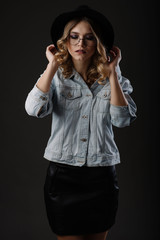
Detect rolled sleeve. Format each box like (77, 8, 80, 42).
(25, 73, 55, 118)
(109, 74, 137, 128)
(30, 84, 50, 100)
(110, 104, 136, 127)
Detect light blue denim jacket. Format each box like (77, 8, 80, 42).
(25, 66, 137, 167)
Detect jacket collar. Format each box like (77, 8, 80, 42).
(59, 66, 109, 88)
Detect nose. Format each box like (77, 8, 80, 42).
(77, 38, 86, 46)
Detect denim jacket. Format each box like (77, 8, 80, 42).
(25, 66, 137, 167)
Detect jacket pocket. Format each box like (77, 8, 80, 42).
(59, 87, 82, 110)
(96, 90, 111, 113)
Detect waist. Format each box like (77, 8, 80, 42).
(49, 161, 116, 173)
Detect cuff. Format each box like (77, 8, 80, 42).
(110, 104, 130, 117)
(110, 104, 131, 127)
(110, 103, 137, 127)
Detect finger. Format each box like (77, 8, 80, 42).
(48, 44, 55, 48)
(110, 48, 121, 59)
(50, 47, 57, 53)
(48, 46, 56, 51)
(111, 46, 120, 55)
(110, 50, 116, 57)
(47, 45, 57, 54)
(47, 44, 55, 51)
(112, 45, 120, 51)
(107, 55, 111, 62)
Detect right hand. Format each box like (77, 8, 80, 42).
(45, 44, 59, 67)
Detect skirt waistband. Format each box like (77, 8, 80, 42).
(49, 161, 116, 172)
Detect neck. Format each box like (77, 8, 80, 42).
(72, 59, 91, 81)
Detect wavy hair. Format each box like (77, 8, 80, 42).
(54, 17, 110, 87)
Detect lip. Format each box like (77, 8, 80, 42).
(75, 49, 86, 54)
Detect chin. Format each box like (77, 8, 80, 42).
(74, 55, 90, 61)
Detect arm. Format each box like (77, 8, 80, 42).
(25, 44, 59, 118)
(105, 46, 137, 127)
(109, 74, 137, 128)
(36, 44, 59, 93)
(36, 61, 59, 93)
(109, 69, 128, 106)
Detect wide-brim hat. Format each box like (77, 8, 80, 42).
(50, 5, 114, 52)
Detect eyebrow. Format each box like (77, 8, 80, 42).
(70, 31, 93, 34)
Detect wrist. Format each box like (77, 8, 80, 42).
(109, 69, 118, 78)
(48, 61, 59, 70)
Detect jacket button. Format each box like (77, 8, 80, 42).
(67, 92, 72, 98)
(82, 115, 88, 118)
(80, 138, 87, 142)
(40, 96, 47, 101)
(104, 92, 107, 97)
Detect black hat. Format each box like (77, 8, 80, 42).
(50, 5, 114, 52)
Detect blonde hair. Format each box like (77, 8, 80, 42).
(54, 17, 110, 87)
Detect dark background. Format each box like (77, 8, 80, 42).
(1, 0, 159, 239)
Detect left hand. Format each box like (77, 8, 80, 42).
(104, 46, 122, 76)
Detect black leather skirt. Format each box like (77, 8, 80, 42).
(43, 161, 119, 236)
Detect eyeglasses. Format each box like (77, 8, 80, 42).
(68, 34, 97, 46)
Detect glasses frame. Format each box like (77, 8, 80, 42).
(67, 34, 97, 46)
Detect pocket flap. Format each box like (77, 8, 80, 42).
(60, 89, 82, 99)
(97, 90, 111, 99)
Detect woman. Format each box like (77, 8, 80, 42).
(25, 5, 137, 240)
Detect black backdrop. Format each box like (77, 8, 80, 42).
(1, 0, 159, 239)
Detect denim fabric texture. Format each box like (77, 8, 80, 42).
(25, 66, 137, 167)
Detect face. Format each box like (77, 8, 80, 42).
(66, 21, 97, 63)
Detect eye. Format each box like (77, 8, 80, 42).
(70, 35, 78, 39)
(85, 36, 95, 41)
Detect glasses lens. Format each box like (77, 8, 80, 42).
(69, 35, 96, 46)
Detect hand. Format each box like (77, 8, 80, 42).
(46, 44, 59, 67)
(104, 46, 122, 76)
